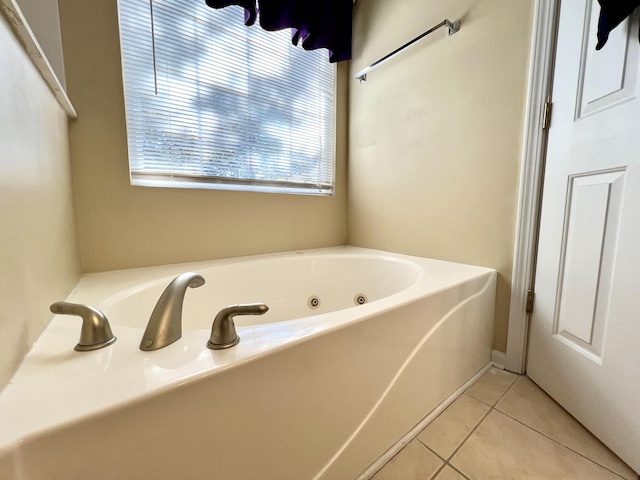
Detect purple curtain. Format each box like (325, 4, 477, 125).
(596, 0, 640, 50)
(204, 0, 353, 62)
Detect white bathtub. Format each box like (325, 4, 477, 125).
(0, 247, 496, 479)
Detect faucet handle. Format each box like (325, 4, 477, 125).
(207, 303, 269, 350)
(50, 301, 117, 351)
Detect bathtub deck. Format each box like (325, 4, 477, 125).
(0, 247, 497, 480)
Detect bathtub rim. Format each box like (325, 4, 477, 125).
(95, 249, 428, 330)
(0, 246, 496, 453)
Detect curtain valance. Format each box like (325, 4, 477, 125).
(205, 0, 352, 62)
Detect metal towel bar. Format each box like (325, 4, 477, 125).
(354, 19, 460, 83)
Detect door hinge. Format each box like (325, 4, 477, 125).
(526, 289, 535, 313)
(542, 100, 553, 130)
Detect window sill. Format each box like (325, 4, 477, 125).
(131, 176, 334, 197)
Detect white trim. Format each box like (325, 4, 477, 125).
(0, 0, 76, 118)
(356, 363, 493, 480)
(491, 349, 507, 370)
(506, 0, 558, 374)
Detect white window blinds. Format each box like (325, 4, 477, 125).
(117, 0, 336, 195)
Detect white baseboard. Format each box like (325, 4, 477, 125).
(356, 362, 493, 480)
(491, 350, 507, 370)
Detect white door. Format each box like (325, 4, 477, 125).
(527, 0, 640, 473)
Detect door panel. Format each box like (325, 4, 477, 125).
(554, 169, 625, 362)
(528, 0, 640, 472)
(578, 4, 638, 117)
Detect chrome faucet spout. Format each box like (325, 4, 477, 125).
(207, 303, 269, 350)
(50, 301, 116, 351)
(140, 272, 205, 351)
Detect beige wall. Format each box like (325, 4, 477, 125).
(57, 0, 348, 273)
(0, 13, 82, 388)
(348, 0, 534, 352)
(0, 0, 533, 393)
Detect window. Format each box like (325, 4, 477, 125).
(117, 0, 336, 195)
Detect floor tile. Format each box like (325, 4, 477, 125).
(465, 368, 518, 406)
(496, 376, 637, 480)
(372, 440, 443, 480)
(417, 394, 490, 460)
(451, 410, 624, 480)
(433, 465, 468, 480)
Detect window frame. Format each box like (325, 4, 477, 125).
(117, 0, 337, 196)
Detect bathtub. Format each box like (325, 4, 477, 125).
(0, 247, 496, 479)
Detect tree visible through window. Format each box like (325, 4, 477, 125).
(118, 0, 336, 195)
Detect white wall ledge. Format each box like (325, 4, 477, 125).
(0, 0, 76, 118)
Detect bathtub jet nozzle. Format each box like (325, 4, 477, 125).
(207, 303, 269, 350)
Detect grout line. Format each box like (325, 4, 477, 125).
(420, 371, 522, 468)
(466, 375, 520, 408)
(411, 369, 637, 480)
(447, 463, 472, 480)
(429, 461, 473, 480)
(443, 401, 493, 463)
(429, 459, 473, 480)
(366, 367, 639, 480)
(442, 371, 522, 477)
(496, 372, 522, 402)
(493, 409, 633, 480)
(361, 364, 494, 479)
(415, 392, 491, 463)
(464, 392, 491, 407)
(418, 441, 447, 462)
(496, 375, 636, 480)
(429, 463, 446, 480)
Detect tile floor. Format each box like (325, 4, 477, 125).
(371, 368, 638, 480)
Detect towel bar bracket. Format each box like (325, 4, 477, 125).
(447, 19, 461, 35)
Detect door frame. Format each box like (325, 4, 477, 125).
(505, 0, 560, 373)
